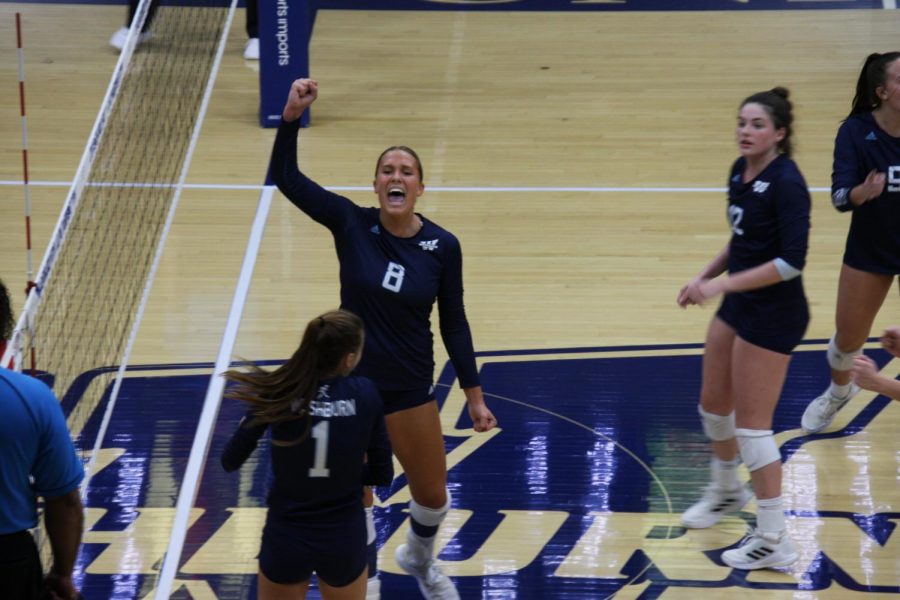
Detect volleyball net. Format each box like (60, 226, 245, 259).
(2, 0, 236, 566)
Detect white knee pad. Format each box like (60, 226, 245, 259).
(827, 334, 863, 371)
(735, 428, 781, 472)
(365, 506, 376, 545)
(699, 405, 736, 442)
(410, 489, 451, 527)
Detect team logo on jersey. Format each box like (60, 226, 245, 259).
(866, 131, 878, 141)
(317, 384, 330, 399)
(419, 239, 439, 252)
(752, 180, 770, 194)
(370, 225, 380, 235)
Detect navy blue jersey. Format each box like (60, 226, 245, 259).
(221, 375, 392, 521)
(270, 119, 481, 391)
(726, 154, 810, 305)
(832, 112, 900, 274)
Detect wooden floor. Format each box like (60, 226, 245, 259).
(0, 4, 898, 599)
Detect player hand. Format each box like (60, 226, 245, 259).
(43, 573, 80, 600)
(677, 277, 702, 308)
(468, 401, 498, 432)
(857, 169, 886, 204)
(850, 355, 882, 392)
(881, 326, 900, 358)
(282, 78, 318, 122)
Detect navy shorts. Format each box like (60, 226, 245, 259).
(380, 385, 436, 415)
(716, 292, 809, 355)
(258, 508, 367, 587)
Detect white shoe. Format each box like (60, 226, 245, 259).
(801, 383, 860, 433)
(721, 528, 798, 570)
(243, 37, 260, 60)
(365, 575, 380, 600)
(109, 26, 151, 51)
(395, 544, 459, 600)
(681, 484, 753, 529)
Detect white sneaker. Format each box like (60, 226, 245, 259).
(681, 484, 753, 529)
(365, 575, 380, 600)
(721, 528, 798, 570)
(109, 26, 151, 51)
(395, 544, 459, 600)
(801, 383, 860, 433)
(243, 37, 260, 60)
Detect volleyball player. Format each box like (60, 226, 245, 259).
(269, 78, 497, 600)
(221, 309, 392, 600)
(801, 52, 900, 433)
(677, 88, 809, 570)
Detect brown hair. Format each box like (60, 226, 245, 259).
(375, 146, 424, 183)
(224, 309, 364, 442)
(848, 52, 900, 118)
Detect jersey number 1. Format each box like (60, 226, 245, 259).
(309, 421, 330, 478)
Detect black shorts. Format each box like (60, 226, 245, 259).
(716, 293, 809, 355)
(258, 508, 367, 587)
(0, 530, 42, 600)
(380, 385, 436, 415)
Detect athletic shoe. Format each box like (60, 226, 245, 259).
(243, 37, 260, 60)
(721, 528, 798, 570)
(395, 544, 459, 600)
(365, 575, 380, 600)
(681, 484, 753, 529)
(109, 27, 151, 51)
(801, 383, 860, 434)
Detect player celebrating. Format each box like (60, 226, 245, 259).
(222, 309, 392, 600)
(269, 78, 497, 600)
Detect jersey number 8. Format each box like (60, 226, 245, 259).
(382, 262, 406, 293)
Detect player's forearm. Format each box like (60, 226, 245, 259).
(44, 489, 84, 578)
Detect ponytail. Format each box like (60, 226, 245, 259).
(224, 309, 364, 439)
(848, 52, 900, 119)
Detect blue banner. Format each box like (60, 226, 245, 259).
(258, 0, 315, 127)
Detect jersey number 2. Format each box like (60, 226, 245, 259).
(382, 262, 406, 293)
(728, 205, 745, 236)
(309, 421, 330, 478)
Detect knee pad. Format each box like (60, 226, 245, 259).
(699, 405, 736, 442)
(365, 506, 376, 545)
(409, 489, 451, 528)
(827, 334, 863, 371)
(736, 428, 781, 472)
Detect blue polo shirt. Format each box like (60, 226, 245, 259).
(0, 368, 84, 534)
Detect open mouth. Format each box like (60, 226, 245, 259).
(388, 187, 406, 204)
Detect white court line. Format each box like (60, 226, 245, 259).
(154, 186, 274, 600)
(0, 179, 832, 194)
(886, 0, 897, 9)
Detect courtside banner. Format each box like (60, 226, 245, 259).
(259, 0, 314, 127)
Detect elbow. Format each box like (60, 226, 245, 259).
(774, 258, 803, 281)
(832, 187, 853, 212)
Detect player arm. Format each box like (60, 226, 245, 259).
(362, 409, 393, 487)
(436, 238, 480, 390)
(43, 488, 84, 595)
(832, 124, 878, 211)
(221, 412, 268, 472)
(267, 118, 355, 229)
(852, 355, 900, 401)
